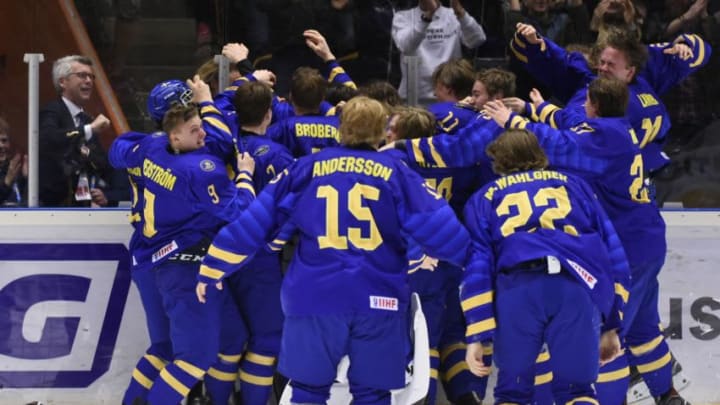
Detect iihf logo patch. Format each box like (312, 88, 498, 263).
(200, 159, 216, 172)
(254, 145, 270, 156)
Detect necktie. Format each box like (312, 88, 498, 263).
(76, 111, 92, 126)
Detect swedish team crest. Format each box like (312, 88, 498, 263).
(200, 159, 216, 172)
(254, 145, 270, 156)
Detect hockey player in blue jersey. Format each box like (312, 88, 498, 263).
(484, 77, 683, 405)
(385, 106, 488, 404)
(510, 22, 711, 173)
(111, 97, 256, 405)
(196, 96, 472, 405)
(468, 68, 517, 112)
(265, 66, 342, 157)
(427, 59, 480, 134)
(120, 77, 247, 405)
(224, 81, 295, 405)
(462, 128, 630, 404)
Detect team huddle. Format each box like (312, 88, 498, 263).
(111, 25, 710, 405)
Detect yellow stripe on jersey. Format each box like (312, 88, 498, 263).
(235, 181, 256, 196)
(159, 368, 190, 396)
(428, 138, 447, 168)
(615, 282, 629, 304)
(596, 366, 629, 383)
(565, 396, 599, 405)
(440, 343, 465, 362)
(410, 138, 425, 166)
(208, 245, 247, 264)
(466, 318, 496, 337)
(443, 361, 469, 381)
(207, 367, 237, 381)
(203, 117, 231, 136)
(535, 371, 553, 385)
(328, 67, 344, 83)
(510, 41, 529, 64)
(176, 360, 204, 379)
(536, 351, 550, 363)
(636, 352, 671, 374)
(461, 291, 493, 312)
(240, 371, 273, 386)
(199, 264, 225, 280)
(145, 354, 166, 370)
(246, 352, 275, 366)
(219, 353, 242, 363)
(201, 105, 222, 116)
(629, 335, 664, 356)
(132, 369, 153, 389)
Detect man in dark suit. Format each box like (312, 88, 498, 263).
(39, 55, 112, 207)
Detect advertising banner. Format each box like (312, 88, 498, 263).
(0, 210, 718, 404)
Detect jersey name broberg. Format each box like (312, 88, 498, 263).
(294, 123, 339, 140)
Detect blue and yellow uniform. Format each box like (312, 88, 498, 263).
(509, 31, 711, 172)
(120, 132, 174, 405)
(428, 102, 480, 135)
(266, 115, 341, 157)
(223, 131, 294, 405)
(505, 109, 672, 403)
(119, 101, 243, 405)
(199, 145, 471, 405)
(394, 112, 504, 171)
(110, 119, 255, 405)
(384, 146, 488, 404)
(214, 59, 353, 130)
(462, 168, 630, 404)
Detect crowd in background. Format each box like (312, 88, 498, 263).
(2, 0, 719, 208)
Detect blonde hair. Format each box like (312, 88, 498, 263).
(339, 96, 388, 147)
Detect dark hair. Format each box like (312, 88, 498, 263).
(0, 116, 9, 135)
(162, 103, 199, 134)
(359, 80, 401, 108)
(476, 68, 516, 98)
(486, 128, 548, 175)
(599, 27, 648, 77)
(588, 76, 628, 117)
(234, 81, 273, 126)
(289, 67, 327, 112)
(431, 59, 475, 99)
(326, 83, 359, 106)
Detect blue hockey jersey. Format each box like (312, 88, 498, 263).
(266, 115, 341, 157)
(504, 111, 666, 269)
(199, 145, 471, 316)
(509, 32, 711, 171)
(461, 169, 631, 343)
(428, 102, 480, 135)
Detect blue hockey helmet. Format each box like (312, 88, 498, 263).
(146, 79, 194, 123)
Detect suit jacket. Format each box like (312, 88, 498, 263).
(39, 98, 109, 206)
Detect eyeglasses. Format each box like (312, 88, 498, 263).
(68, 72, 96, 81)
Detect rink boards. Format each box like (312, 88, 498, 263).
(0, 210, 718, 404)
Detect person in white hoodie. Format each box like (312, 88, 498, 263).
(392, 0, 487, 101)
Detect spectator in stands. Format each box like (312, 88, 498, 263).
(392, 0, 486, 101)
(590, 0, 642, 42)
(256, 0, 355, 96)
(505, 0, 592, 46)
(641, 0, 720, 151)
(0, 118, 26, 207)
(39, 55, 112, 207)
